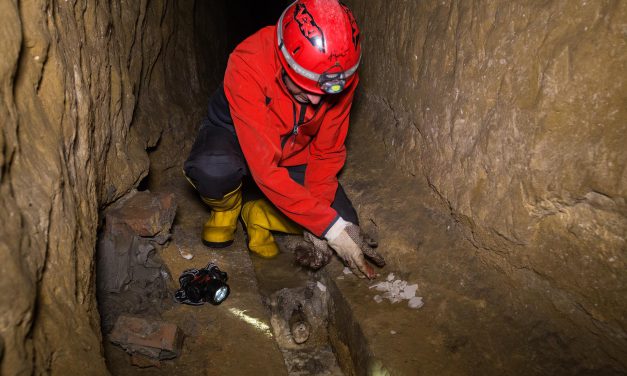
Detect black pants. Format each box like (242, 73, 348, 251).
(183, 122, 358, 225)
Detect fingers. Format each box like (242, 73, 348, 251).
(344, 260, 363, 278)
(326, 225, 382, 279)
(362, 246, 386, 267)
(362, 233, 378, 248)
(339, 244, 375, 279)
(352, 253, 376, 279)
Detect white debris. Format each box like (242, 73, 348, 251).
(316, 281, 327, 292)
(178, 246, 194, 260)
(343, 267, 353, 275)
(390, 330, 396, 335)
(382, 291, 403, 304)
(336, 275, 345, 280)
(400, 284, 418, 300)
(370, 274, 424, 308)
(369, 281, 390, 291)
(408, 297, 424, 309)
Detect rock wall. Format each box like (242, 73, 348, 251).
(0, 0, 226, 374)
(346, 0, 626, 364)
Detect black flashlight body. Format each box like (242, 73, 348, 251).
(175, 263, 230, 305)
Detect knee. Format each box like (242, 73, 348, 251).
(184, 153, 244, 199)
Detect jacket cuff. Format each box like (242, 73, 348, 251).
(323, 216, 349, 241)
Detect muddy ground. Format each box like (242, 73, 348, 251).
(103, 123, 622, 375)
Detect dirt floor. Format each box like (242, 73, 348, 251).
(103, 123, 622, 375)
(104, 176, 287, 375)
(103, 168, 344, 375)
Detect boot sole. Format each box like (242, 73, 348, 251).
(202, 239, 234, 248)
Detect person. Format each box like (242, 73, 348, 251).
(183, 0, 384, 279)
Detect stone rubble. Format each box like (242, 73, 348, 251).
(177, 246, 194, 260)
(370, 273, 424, 309)
(408, 297, 424, 309)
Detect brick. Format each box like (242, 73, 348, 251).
(109, 315, 183, 360)
(107, 191, 176, 238)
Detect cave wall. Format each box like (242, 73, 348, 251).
(0, 0, 226, 374)
(346, 0, 626, 361)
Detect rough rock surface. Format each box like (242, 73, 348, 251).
(346, 0, 626, 364)
(0, 1, 226, 374)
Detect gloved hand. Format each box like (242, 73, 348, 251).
(325, 218, 385, 279)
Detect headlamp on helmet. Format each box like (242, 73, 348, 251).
(319, 69, 346, 94)
(276, 0, 362, 95)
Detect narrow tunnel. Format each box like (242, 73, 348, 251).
(0, 0, 625, 375)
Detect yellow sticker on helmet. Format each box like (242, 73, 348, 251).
(331, 84, 341, 92)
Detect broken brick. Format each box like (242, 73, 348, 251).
(107, 191, 176, 238)
(109, 315, 184, 360)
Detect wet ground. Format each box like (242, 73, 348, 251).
(104, 176, 287, 375)
(103, 123, 623, 375)
(104, 169, 344, 375)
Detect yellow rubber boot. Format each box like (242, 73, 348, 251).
(240, 199, 302, 258)
(199, 185, 242, 248)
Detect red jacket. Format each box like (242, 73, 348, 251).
(223, 26, 358, 237)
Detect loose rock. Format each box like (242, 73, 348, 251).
(178, 246, 194, 260)
(370, 275, 424, 308)
(408, 297, 424, 309)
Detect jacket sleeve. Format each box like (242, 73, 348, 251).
(304, 78, 358, 206)
(223, 56, 339, 237)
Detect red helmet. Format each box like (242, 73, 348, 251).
(276, 0, 361, 95)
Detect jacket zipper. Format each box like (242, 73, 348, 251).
(292, 104, 307, 146)
(282, 103, 308, 149)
